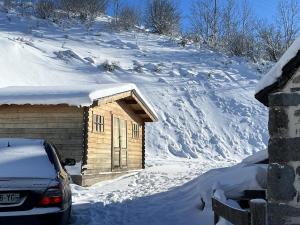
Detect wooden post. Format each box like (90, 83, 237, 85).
(250, 199, 267, 225)
(214, 211, 219, 225)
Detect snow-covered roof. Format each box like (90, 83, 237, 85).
(0, 84, 158, 121)
(0, 138, 56, 179)
(255, 36, 300, 105)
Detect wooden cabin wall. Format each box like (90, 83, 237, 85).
(85, 100, 144, 175)
(0, 105, 85, 162)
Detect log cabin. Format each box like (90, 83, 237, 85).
(0, 84, 158, 186)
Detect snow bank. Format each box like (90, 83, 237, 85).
(0, 84, 158, 120)
(71, 151, 267, 225)
(242, 149, 267, 164)
(256, 36, 300, 93)
(0, 138, 56, 178)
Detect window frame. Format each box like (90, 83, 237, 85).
(132, 123, 139, 139)
(93, 114, 105, 133)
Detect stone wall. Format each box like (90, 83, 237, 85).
(268, 92, 300, 225)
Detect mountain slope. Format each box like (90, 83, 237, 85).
(0, 12, 268, 162)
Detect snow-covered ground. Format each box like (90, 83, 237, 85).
(71, 153, 267, 225)
(71, 159, 231, 225)
(0, 10, 270, 225)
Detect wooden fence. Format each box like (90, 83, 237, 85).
(212, 197, 266, 225)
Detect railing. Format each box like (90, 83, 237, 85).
(212, 197, 266, 225)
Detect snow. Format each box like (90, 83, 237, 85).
(0, 84, 158, 120)
(242, 149, 268, 164)
(0, 207, 61, 216)
(66, 161, 82, 176)
(0, 12, 268, 160)
(0, 11, 271, 225)
(71, 152, 266, 225)
(0, 138, 56, 179)
(256, 35, 300, 93)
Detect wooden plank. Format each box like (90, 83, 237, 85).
(0, 123, 83, 129)
(250, 199, 267, 225)
(0, 128, 83, 134)
(86, 153, 111, 159)
(212, 197, 250, 225)
(134, 110, 147, 115)
(85, 159, 111, 165)
(124, 99, 137, 104)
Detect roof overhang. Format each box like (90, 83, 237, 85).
(255, 50, 300, 107)
(0, 84, 158, 122)
(95, 90, 158, 122)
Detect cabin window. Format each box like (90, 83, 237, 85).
(93, 114, 104, 132)
(132, 123, 139, 139)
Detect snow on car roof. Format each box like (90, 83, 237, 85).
(255, 36, 300, 94)
(0, 84, 158, 120)
(0, 138, 57, 179)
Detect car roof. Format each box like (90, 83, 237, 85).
(0, 138, 57, 179)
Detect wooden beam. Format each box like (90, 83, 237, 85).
(250, 199, 267, 225)
(131, 91, 158, 122)
(134, 110, 146, 115)
(124, 99, 137, 104)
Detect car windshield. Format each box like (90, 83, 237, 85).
(0, 139, 57, 179)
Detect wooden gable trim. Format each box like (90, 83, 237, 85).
(95, 91, 132, 105)
(93, 91, 158, 122)
(255, 50, 300, 106)
(131, 90, 158, 122)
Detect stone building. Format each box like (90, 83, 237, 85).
(255, 38, 300, 224)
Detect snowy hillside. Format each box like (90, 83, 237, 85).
(0, 12, 268, 162)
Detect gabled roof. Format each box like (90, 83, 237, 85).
(0, 84, 158, 122)
(255, 37, 300, 106)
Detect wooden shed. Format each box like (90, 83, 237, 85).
(0, 84, 158, 186)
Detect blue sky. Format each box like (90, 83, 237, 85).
(109, 0, 281, 29)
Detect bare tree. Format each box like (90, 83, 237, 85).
(219, 0, 238, 47)
(211, 0, 217, 47)
(60, 0, 108, 19)
(189, 0, 218, 46)
(117, 5, 140, 30)
(258, 22, 283, 61)
(146, 0, 181, 35)
(111, 0, 122, 25)
(35, 0, 55, 19)
(17, 0, 34, 16)
(277, 0, 300, 51)
(234, 0, 256, 57)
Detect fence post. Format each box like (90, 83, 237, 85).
(250, 199, 267, 225)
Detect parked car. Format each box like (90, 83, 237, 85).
(0, 138, 75, 225)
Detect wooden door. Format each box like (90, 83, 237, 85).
(112, 116, 127, 169)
